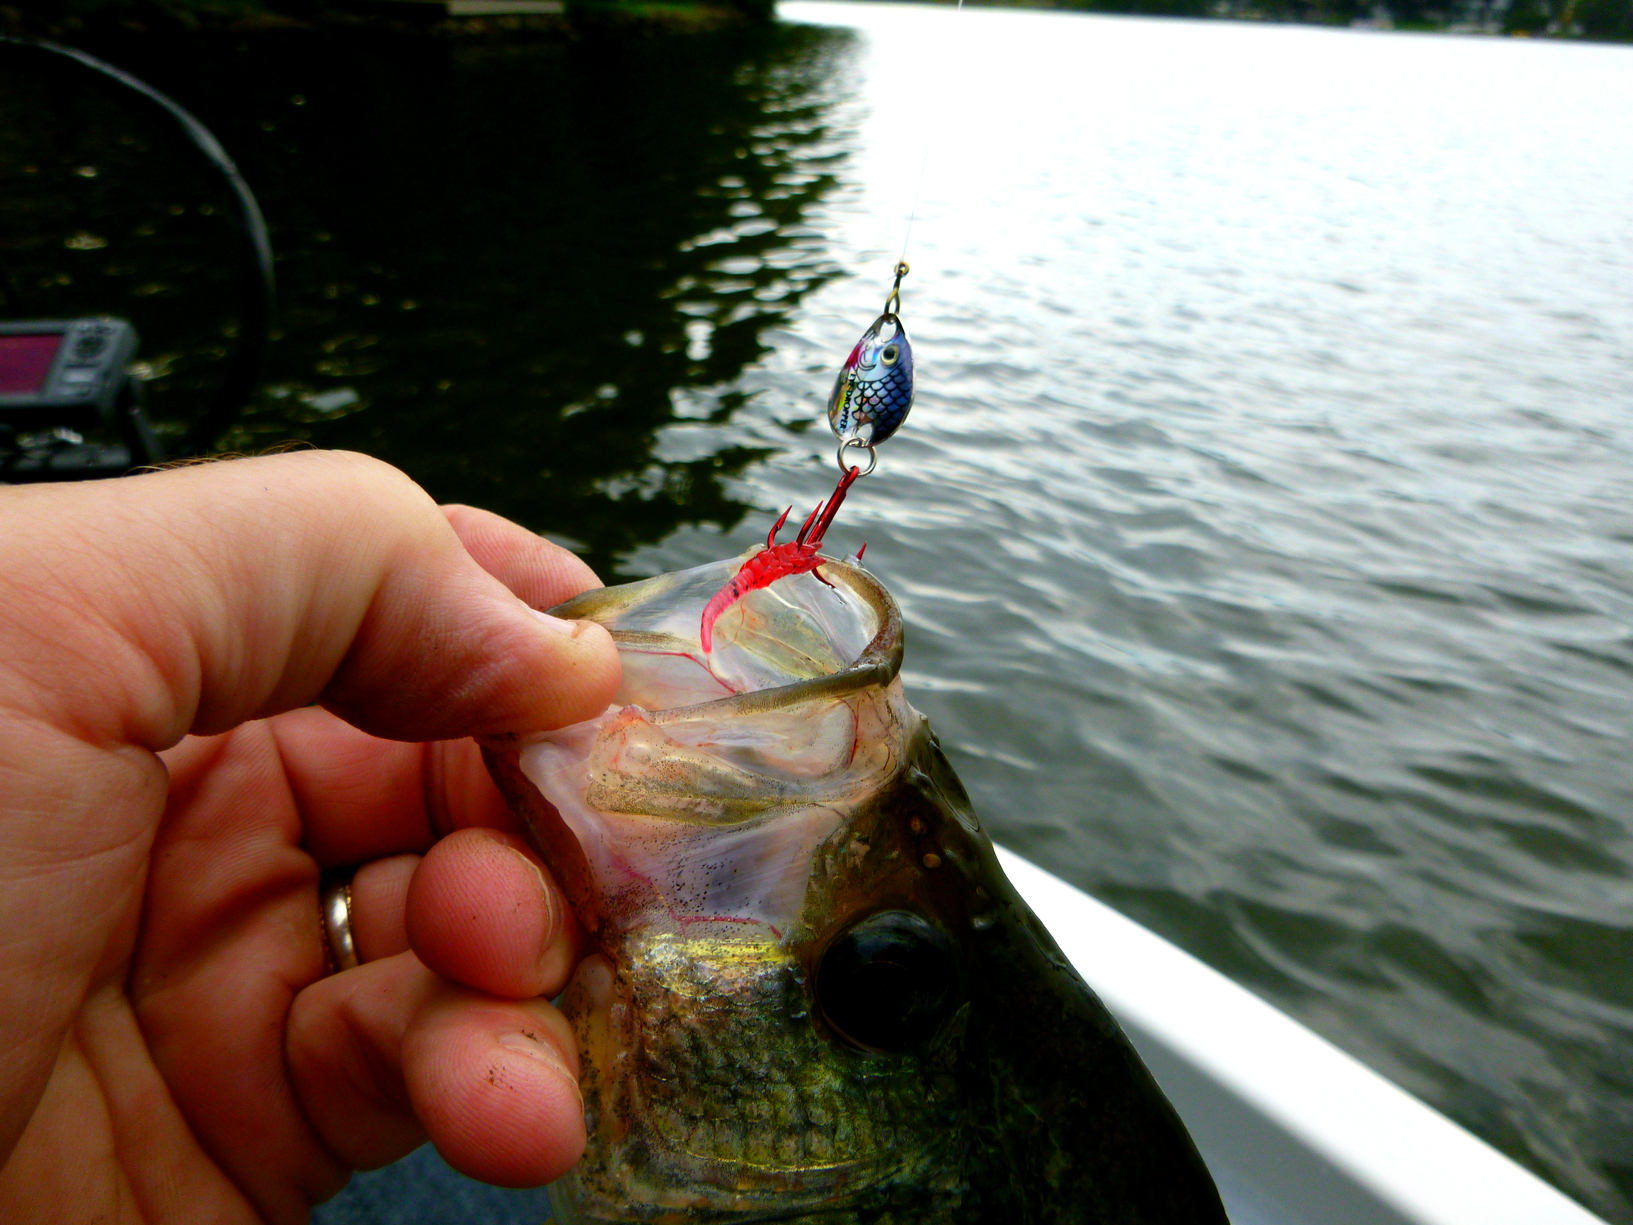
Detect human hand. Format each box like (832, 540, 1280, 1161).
(0, 451, 622, 1222)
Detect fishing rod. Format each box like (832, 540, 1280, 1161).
(0, 36, 275, 479)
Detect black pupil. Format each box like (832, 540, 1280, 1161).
(882, 345, 899, 363)
(816, 910, 959, 1053)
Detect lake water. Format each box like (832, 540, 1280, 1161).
(4, 6, 1631, 1219)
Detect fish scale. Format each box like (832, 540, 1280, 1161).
(842, 361, 912, 440)
(627, 933, 941, 1175)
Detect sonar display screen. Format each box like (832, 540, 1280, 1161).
(0, 333, 63, 396)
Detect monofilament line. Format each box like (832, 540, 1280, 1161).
(898, 0, 967, 265)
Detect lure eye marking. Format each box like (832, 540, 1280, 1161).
(881, 344, 900, 366)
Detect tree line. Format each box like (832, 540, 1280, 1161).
(959, 0, 1629, 40)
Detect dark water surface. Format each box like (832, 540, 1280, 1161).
(4, 6, 1632, 1219)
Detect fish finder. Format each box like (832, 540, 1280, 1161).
(0, 319, 139, 427)
(0, 318, 158, 467)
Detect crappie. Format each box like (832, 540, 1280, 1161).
(485, 554, 1226, 1224)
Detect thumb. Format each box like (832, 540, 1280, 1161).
(317, 499, 621, 745)
(2, 449, 620, 749)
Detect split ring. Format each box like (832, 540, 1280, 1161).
(836, 438, 878, 477)
(321, 868, 360, 972)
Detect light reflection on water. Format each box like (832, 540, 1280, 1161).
(5, 8, 1631, 1218)
(643, 7, 1633, 1219)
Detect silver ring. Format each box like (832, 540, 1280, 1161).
(835, 438, 878, 477)
(321, 870, 360, 972)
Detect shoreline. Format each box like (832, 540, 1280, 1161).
(0, 0, 767, 42)
(4, 0, 1628, 41)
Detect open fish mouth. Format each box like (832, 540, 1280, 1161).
(485, 554, 1226, 1224)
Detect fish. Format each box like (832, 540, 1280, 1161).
(484, 553, 1227, 1224)
(827, 311, 914, 451)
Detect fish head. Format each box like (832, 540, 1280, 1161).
(826, 312, 915, 448)
(484, 555, 1225, 1224)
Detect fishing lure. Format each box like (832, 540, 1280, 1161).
(827, 263, 916, 468)
(699, 464, 862, 653)
(700, 264, 913, 653)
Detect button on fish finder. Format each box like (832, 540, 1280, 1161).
(71, 331, 109, 363)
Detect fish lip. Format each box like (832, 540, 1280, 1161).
(548, 557, 905, 724)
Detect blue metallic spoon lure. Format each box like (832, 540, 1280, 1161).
(826, 261, 915, 477)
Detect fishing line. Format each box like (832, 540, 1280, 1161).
(897, 0, 967, 267)
(823, 0, 971, 480)
(700, 1, 973, 651)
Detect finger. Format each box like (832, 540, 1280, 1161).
(271, 707, 521, 868)
(406, 829, 585, 1000)
(404, 986, 583, 1188)
(6, 450, 621, 749)
(442, 504, 602, 612)
(286, 954, 434, 1171)
(287, 955, 582, 1185)
(350, 856, 419, 963)
(312, 464, 620, 743)
(137, 726, 350, 1221)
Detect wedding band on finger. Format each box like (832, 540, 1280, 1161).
(321, 868, 361, 972)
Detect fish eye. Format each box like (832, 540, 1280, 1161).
(816, 910, 961, 1054)
(880, 344, 900, 366)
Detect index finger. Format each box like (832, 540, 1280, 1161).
(271, 707, 519, 867)
(442, 504, 603, 611)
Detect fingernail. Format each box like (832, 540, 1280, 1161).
(531, 610, 584, 638)
(498, 1029, 578, 1088)
(506, 846, 560, 951)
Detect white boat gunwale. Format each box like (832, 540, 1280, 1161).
(997, 848, 1608, 1225)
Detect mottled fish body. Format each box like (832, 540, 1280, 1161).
(486, 556, 1226, 1224)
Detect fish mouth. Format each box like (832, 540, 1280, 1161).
(550, 552, 904, 723)
(508, 555, 917, 940)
